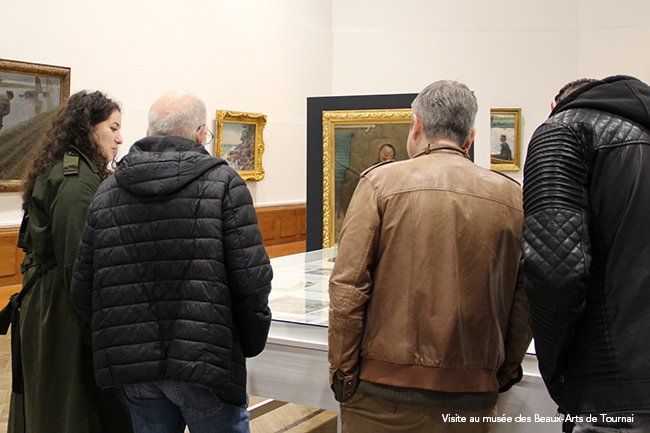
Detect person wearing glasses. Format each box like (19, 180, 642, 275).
(71, 90, 272, 433)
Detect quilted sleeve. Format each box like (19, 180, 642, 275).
(70, 217, 96, 321)
(521, 120, 592, 384)
(222, 174, 272, 358)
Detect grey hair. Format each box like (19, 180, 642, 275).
(411, 80, 478, 146)
(148, 95, 207, 139)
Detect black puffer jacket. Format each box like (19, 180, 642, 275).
(71, 136, 272, 406)
(522, 75, 650, 414)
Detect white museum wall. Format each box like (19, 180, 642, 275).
(578, 0, 650, 82)
(2, 0, 650, 228)
(331, 0, 650, 184)
(0, 0, 333, 227)
(331, 0, 581, 184)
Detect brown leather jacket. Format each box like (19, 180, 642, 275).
(328, 144, 531, 401)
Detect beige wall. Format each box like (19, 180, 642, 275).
(331, 0, 650, 183)
(0, 0, 333, 226)
(2, 0, 650, 227)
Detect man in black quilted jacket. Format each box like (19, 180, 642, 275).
(71, 90, 272, 433)
(522, 76, 650, 432)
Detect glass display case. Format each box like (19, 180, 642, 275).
(268, 248, 336, 327)
(265, 247, 535, 353)
(246, 249, 558, 432)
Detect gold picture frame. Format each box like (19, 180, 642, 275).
(322, 108, 412, 248)
(490, 108, 521, 171)
(215, 110, 266, 182)
(0, 59, 71, 192)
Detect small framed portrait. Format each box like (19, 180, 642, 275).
(490, 108, 521, 171)
(0, 59, 71, 192)
(215, 110, 266, 182)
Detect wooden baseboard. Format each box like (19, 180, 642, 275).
(256, 204, 306, 247)
(0, 204, 307, 294)
(0, 228, 24, 288)
(0, 284, 20, 305)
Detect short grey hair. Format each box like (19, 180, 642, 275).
(411, 80, 478, 146)
(148, 95, 207, 139)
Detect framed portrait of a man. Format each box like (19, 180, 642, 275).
(306, 93, 418, 250)
(490, 108, 521, 171)
(322, 109, 412, 247)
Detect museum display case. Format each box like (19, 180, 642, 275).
(247, 249, 562, 432)
(247, 248, 336, 411)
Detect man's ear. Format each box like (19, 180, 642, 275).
(410, 114, 423, 141)
(196, 125, 208, 145)
(551, 100, 557, 111)
(464, 128, 477, 150)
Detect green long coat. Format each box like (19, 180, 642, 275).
(8, 147, 133, 433)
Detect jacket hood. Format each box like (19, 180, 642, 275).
(553, 75, 650, 131)
(114, 135, 226, 196)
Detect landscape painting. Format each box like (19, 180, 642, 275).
(0, 59, 70, 192)
(222, 122, 255, 171)
(215, 110, 267, 181)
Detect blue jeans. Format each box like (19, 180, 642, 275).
(564, 413, 650, 432)
(122, 380, 249, 433)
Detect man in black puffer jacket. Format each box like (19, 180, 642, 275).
(71, 90, 272, 433)
(522, 75, 650, 432)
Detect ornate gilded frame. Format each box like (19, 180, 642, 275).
(490, 108, 522, 172)
(322, 109, 412, 247)
(306, 93, 418, 251)
(0, 59, 71, 192)
(215, 110, 266, 181)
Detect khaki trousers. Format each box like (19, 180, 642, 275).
(340, 393, 497, 433)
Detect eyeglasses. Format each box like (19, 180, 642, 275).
(197, 124, 214, 145)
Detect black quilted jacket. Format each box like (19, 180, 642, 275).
(522, 75, 650, 414)
(71, 136, 272, 406)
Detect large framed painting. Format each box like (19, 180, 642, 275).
(0, 59, 71, 192)
(215, 110, 266, 182)
(322, 108, 412, 248)
(308, 94, 477, 250)
(307, 94, 417, 251)
(490, 108, 521, 171)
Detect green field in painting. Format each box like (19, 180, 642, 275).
(0, 109, 56, 180)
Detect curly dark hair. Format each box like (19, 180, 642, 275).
(22, 90, 121, 209)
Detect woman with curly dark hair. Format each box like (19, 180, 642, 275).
(8, 90, 133, 433)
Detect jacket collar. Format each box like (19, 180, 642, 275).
(129, 135, 209, 155)
(411, 142, 469, 160)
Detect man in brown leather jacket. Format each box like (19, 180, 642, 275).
(328, 80, 531, 432)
